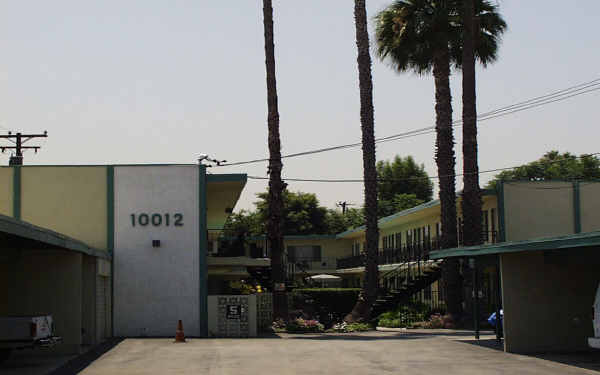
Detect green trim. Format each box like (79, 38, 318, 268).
(247, 234, 338, 241)
(336, 190, 498, 239)
(12, 167, 21, 220)
(430, 230, 600, 259)
(106, 166, 115, 337)
(206, 174, 247, 183)
(573, 181, 581, 233)
(0, 214, 110, 259)
(107, 166, 114, 253)
(198, 165, 208, 337)
(497, 181, 506, 242)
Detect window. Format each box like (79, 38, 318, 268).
(288, 245, 321, 263)
(354, 242, 361, 256)
(395, 233, 402, 249)
(483, 210, 489, 242)
(491, 208, 497, 242)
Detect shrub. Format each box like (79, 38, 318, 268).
(285, 318, 325, 333)
(377, 302, 430, 328)
(424, 314, 444, 329)
(329, 322, 372, 333)
(272, 319, 287, 333)
(290, 288, 361, 326)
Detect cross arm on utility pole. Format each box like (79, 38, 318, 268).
(0, 131, 48, 165)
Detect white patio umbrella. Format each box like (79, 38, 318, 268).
(309, 274, 342, 287)
(309, 274, 341, 280)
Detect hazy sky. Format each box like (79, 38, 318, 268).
(1, 1, 598, 211)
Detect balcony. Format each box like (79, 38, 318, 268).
(287, 256, 338, 273)
(337, 231, 497, 269)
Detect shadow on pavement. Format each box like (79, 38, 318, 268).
(457, 338, 504, 351)
(458, 339, 600, 372)
(532, 351, 600, 373)
(47, 338, 124, 375)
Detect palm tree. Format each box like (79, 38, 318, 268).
(374, 0, 505, 316)
(262, 0, 287, 321)
(461, 0, 506, 247)
(345, 0, 379, 323)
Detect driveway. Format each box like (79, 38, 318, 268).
(78, 331, 600, 375)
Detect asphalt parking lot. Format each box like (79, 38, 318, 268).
(76, 330, 600, 375)
(0, 348, 74, 375)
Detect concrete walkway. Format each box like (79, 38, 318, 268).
(78, 331, 600, 375)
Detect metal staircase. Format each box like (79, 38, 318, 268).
(372, 261, 442, 317)
(370, 239, 444, 317)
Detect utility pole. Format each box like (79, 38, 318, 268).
(336, 201, 355, 215)
(0, 131, 48, 166)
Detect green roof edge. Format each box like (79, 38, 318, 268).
(430, 231, 600, 259)
(0, 214, 110, 260)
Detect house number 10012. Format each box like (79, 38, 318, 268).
(130, 213, 184, 227)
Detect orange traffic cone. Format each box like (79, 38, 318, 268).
(174, 320, 186, 343)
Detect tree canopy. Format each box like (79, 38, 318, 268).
(222, 190, 364, 239)
(374, 0, 507, 74)
(376, 155, 433, 218)
(487, 151, 600, 189)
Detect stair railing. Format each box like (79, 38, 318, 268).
(378, 238, 441, 294)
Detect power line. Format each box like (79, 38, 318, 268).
(245, 153, 600, 183)
(218, 78, 600, 167)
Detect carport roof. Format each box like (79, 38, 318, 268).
(0, 214, 110, 259)
(430, 231, 600, 259)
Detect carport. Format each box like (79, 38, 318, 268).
(0, 214, 112, 355)
(431, 231, 600, 354)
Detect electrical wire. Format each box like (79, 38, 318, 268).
(245, 152, 600, 184)
(217, 78, 600, 167)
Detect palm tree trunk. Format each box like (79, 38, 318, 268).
(262, 0, 287, 321)
(461, 0, 483, 247)
(433, 46, 462, 317)
(345, 0, 379, 323)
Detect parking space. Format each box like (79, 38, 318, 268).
(78, 331, 600, 375)
(0, 348, 75, 375)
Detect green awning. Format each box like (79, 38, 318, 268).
(430, 231, 600, 259)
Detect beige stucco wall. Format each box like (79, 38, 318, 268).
(0, 249, 84, 354)
(21, 166, 108, 250)
(580, 182, 600, 233)
(503, 182, 574, 242)
(0, 167, 12, 216)
(500, 248, 599, 353)
(284, 237, 351, 259)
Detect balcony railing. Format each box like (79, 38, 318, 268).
(288, 256, 338, 271)
(336, 231, 497, 269)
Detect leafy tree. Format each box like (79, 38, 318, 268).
(262, 0, 286, 320)
(223, 191, 364, 241)
(256, 191, 329, 235)
(378, 193, 426, 218)
(376, 155, 433, 217)
(325, 207, 366, 233)
(374, 0, 506, 317)
(487, 151, 600, 188)
(222, 210, 262, 239)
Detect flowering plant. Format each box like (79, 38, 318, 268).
(285, 318, 324, 333)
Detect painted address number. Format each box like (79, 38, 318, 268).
(130, 213, 183, 227)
